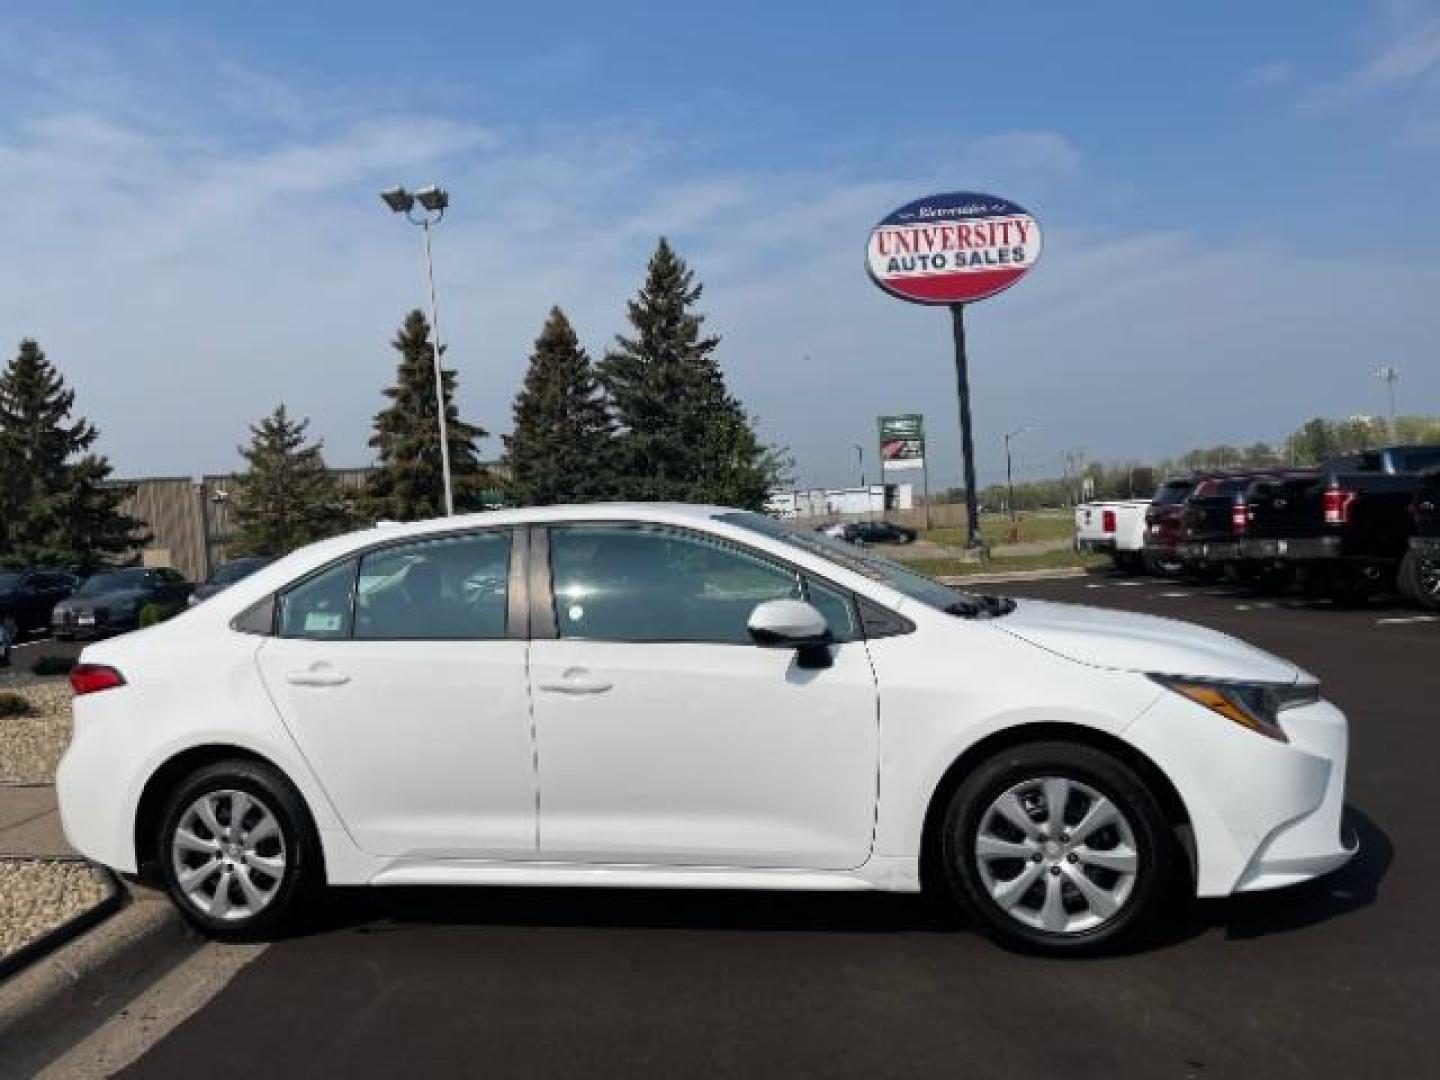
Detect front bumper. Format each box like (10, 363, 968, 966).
(51, 609, 136, 640)
(1124, 691, 1355, 897)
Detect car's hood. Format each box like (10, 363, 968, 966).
(998, 599, 1303, 684)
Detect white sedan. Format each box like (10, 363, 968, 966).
(56, 504, 1355, 954)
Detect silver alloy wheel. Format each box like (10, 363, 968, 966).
(974, 775, 1140, 935)
(171, 788, 287, 922)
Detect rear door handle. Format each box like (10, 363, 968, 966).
(537, 668, 613, 695)
(286, 666, 351, 687)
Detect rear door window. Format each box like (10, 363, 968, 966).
(355, 531, 511, 640)
(278, 559, 358, 640)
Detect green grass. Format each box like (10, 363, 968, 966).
(898, 549, 1104, 578)
(924, 512, 1073, 549)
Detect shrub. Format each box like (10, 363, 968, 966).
(30, 655, 74, 678)
(0, 691, 37, 717)
(138, 603, 169, 628)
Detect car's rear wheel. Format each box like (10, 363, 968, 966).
(157, 759, 319, 940)
(941, 741, 1178, 955)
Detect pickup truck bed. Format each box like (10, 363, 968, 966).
(1074, 499, 1149, 571)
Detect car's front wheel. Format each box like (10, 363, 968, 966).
(941, 741, 1179, 955)
(157, 759, 320, 940)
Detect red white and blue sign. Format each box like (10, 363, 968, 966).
(866, 192, 1042, 305)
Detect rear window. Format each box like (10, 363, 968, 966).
(1394, 448, 1440, 473)
(1152, 482, 1192, 506)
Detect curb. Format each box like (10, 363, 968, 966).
(938, 567, 1091, 586)
(0, 879, 199, 1079)
(0, 858, 122, 983)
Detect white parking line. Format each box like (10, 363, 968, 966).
(1160, 591, 1189, 598)
(1234, 604, 1251, 611)
(1085, 583, 1105, 589)
(1114, 581, 1144, 587)
(1376, 616, 1439, 626)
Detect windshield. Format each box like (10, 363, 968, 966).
(719, 512, 1004, 616)
(78, 569, 148, 595)
(211, 559, 269, 585)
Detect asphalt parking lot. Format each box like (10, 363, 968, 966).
(116, 571, 1435, 1080)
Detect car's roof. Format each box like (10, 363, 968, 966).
(364, 502, 735, 537)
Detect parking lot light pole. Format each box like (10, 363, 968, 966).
(1004, 426, 1032, 523)
(1374, 365, 1400, 429)
(381, 184, 455, 517)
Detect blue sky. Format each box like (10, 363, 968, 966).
(1, 1, 1437, 488)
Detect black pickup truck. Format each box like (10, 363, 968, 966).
(1400, 468, 1440, 610)
(1243, 444, 1440, 600)
(1183, 470, 1314, 584)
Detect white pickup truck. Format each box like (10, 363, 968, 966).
(1074, 499, 1150, 572)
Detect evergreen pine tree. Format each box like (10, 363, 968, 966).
(502, 307, 616, 505)
(599, 239, 786, 508)
(367, 310, 489, 519)
(0, 339, 144, 570)
(230, 404, 354, 556)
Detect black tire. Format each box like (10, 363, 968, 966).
(156, 759, 321, 941)
(1400, 550, 1440, 611)
(940, 741, 1180, 956)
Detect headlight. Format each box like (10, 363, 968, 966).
(1149, 675, 1320, 743)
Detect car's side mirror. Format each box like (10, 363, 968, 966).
(747, 599, 833, 669)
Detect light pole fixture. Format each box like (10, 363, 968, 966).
(1004, 426, 1033, 522)
(381, 183, 455, 517)
(1374, 365, 1400, 428)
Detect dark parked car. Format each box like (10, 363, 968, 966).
(1400, 469, 1440, 610)
(187, 557, 274, 607)
(838, 521, 918, 546)
(0, 569, 78, 665)
(51, 567, 192, 640)
(1180, 469, 1314, 586)
(1141, 477, 1196, 575)
(1243, 444, 1440, 601)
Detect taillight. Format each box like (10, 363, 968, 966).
(70, 664, 126, 695)
(1231, 501, 1248, 535)
(1322, 488, 1357, 526)
(1102, 509, 1117, 533)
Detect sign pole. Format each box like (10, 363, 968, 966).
(950, 302, 982, 551)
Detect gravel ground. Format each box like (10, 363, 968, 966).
(0, 859, 109, 961)
(0, 678, 73, 785)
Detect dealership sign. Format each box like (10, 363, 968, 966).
(878, 414, 925, 471)
(866, 192, 1041, 305)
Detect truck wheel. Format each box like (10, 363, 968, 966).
(1400, 550, 1440, 611)
(0, 617, 15, 667)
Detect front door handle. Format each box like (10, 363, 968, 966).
(537, 668, 613, 695)
(286, 665, 351, 688)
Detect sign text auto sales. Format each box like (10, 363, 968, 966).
(871, 215, 1035, 275)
